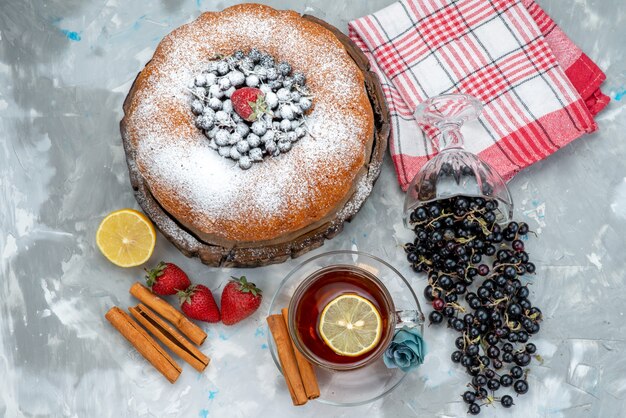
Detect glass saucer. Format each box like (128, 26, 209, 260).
(267, 251, 424, 407)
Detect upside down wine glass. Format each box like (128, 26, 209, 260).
(403, 94, 513, 226)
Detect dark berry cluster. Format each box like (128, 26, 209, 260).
(191, 49, 312, 169)
(404, 196, 542, 415)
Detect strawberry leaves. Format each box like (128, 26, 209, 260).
(230, 276, 262, 297)
(246, 95, 272, 122)
(144, 261, 167, 288)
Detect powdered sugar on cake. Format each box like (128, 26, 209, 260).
(124, 5, 373, 242)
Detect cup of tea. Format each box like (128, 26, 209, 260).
(287, 261, 423, 371)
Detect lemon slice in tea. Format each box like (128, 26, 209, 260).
(318, 294, 383, 357)
(96, 209, 156, 267)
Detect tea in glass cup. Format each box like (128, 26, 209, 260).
(288, 265, 418, 371)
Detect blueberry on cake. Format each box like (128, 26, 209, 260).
(190, 48, 313, 169)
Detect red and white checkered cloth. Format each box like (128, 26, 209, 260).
(349, 0, 610, 190)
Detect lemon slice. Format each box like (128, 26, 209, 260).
(96, 209, 156, 267)
(318, 294, 383, 357)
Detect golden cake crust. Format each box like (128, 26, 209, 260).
(122, 4, 374, 246)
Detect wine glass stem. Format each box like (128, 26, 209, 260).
(438, 123, 464, 151)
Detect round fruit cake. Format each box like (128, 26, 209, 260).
(121, 4, 374, 251)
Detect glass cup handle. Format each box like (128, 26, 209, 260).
(395, 310, 425, 329)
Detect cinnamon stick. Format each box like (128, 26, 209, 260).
(267, 314, 308, 406)
(130, 283, 207, 346)
(105, 306, 181, 384)
(129, 304, 210, 372)
(281, 308, 320, 400)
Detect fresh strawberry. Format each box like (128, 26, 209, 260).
(231, 87, 269, 122)
(221, 276, 263, 326)
(145, 262, 191, 296)
(178, 284, 220, 323)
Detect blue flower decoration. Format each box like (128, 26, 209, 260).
(383, 326, 425, 372)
